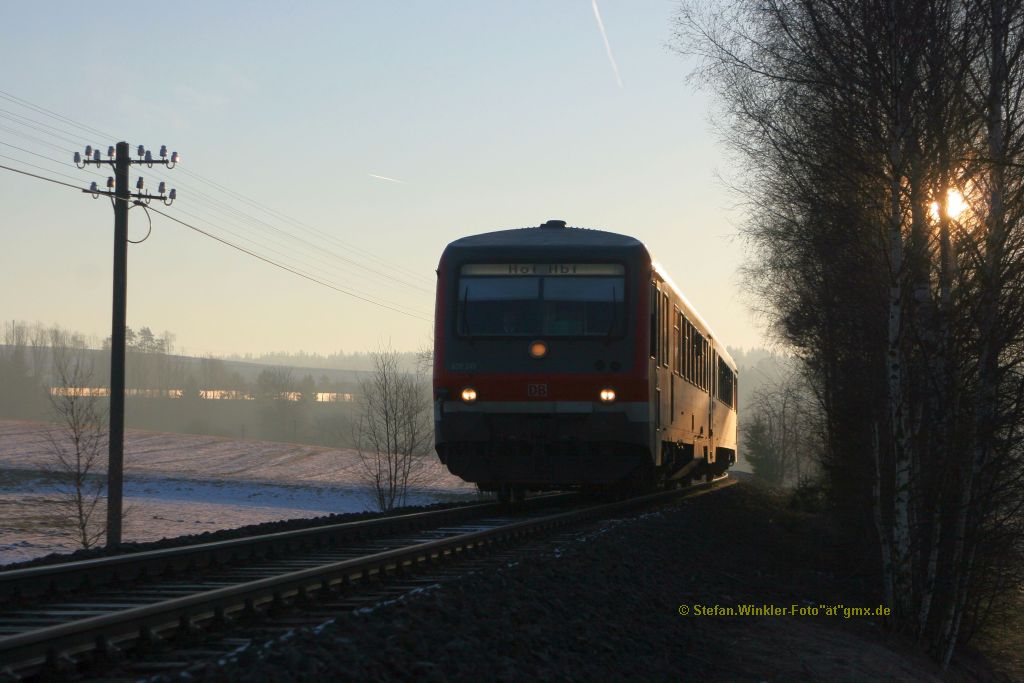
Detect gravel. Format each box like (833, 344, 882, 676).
(162, 482, 1001, 682)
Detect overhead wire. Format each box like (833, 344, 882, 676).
(142, 165, 432, 293)
(144, 205, 433, 321)
(179, 167, 435, 285)
(0, 140, 106, 180)
(0, 89, 433, 288)
(0, 162, 90, 191)
(0, 109, 89, 147)
(0, 89, 115, 140)
(163, 203, 430, 316)
(0, 98, 436, 295)
(0, 91, 437, 314)
(0, 118, 428, 302)
(125, 160, 433, 300)
(0, 160, 434, 321)
(0, 153, 101, 186)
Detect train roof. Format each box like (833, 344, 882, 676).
(444, 220, 646, 250)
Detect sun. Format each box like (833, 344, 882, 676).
(930, 188, 968, 221)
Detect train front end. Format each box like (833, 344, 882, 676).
(432, 221, 653, 495)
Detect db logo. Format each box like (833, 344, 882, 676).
(527, 383, 548, 398)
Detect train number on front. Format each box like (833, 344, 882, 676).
(527, 383, 548, 398)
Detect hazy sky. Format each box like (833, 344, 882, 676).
(0, 1, 763, 357)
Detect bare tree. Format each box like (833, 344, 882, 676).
(354, 346, 432, 511)
(45, 334, 107, 549)
(744, 362, 821, 487)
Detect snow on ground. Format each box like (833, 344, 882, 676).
(0, 420, 479, 565)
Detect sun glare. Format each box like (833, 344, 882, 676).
(930, 188, 968, 221)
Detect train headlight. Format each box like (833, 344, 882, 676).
(461, 387, 478, 403)
(529, 340, 548, 358)
(599, 388, 616, 403)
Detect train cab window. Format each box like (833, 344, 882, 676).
(717, 358, 735, 408)
(543, 277, 624, 336)
(459, 265, 624, 337)
(459, 277, 540, 335)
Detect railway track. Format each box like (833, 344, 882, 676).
(0, 476, 733, 680)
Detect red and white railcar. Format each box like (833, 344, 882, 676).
(432, 220, 737, 501)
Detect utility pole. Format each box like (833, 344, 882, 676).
(76, 142, 178, 548)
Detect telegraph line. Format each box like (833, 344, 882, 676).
(179, 167, 435, 285)
(0, 113, 434, 295)
(0, 162, 88, 190)
(0, 152, 105, 185)
(163, 203, 430, 316)
(0, 89, 435, 288)
(121, 163, 433, 299)
(0, 140, 106, 180)
(142, 169, 433, 293)
(0, 89, 115, 140)
(0, 109, 87, 147)
(145, 205, 434, 321)
(0, 159, 434, 319)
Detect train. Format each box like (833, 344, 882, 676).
(432, 220, 738, 502)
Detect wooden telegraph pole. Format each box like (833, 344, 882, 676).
(75, 142, 178, 547)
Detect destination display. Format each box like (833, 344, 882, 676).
(461, 263, 624, 276)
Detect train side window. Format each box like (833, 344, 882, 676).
(693, 331, 704, 390)
(649, 283, 658, 359)
(684, 319, 692, 378)
(717, 358, 735, 408)
(686, 321, 693, 383)
(673, 308, 681, 375)
(703, 336, 708, 390)
(713, 348, 718, 397)
(661, 293, 670, 368)
(705, 340, 711, 390)
(702, 338, 710, 391)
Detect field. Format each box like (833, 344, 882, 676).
(0, 419, 477, 565)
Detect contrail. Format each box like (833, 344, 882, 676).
(591, 0, 622, 88)
(368, 173, 406, 183)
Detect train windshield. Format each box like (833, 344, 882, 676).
(457, 263, 625, 337)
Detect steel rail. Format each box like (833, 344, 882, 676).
(0, 478, 733, 677)
(0, 495, 574, 605)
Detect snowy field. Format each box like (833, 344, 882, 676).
(0, 420, 478, 565)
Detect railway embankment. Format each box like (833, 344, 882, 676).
(164, 481, 1009, 682)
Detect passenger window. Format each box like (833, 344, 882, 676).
(717, 358, 735, 408)
(649, 284, 658, 359)
(661, 294, 670, 367)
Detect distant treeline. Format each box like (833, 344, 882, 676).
(0, 321, 382, 446)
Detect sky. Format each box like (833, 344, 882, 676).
(0, 1, 763, 357)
